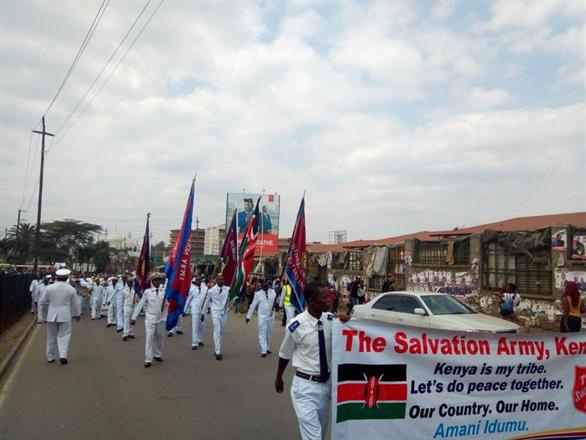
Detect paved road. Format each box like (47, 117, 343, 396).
(0, 311, 301, 440)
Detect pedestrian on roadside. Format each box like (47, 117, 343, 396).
(560, 281, 585, 332)
(130, 273, 168, 368)
(37, 274, 51, 323)
(280, 278, 296, 324)
(44, 268, 81, 365)
(30, 275, 41, 314)
(274, 280, 350, 440)
(499, 283, 521, 322)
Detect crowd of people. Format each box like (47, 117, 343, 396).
(28, 268, 350, 440)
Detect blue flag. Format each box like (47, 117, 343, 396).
(164, 181, 194, 331)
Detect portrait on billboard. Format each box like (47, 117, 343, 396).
(226, 193, 280, 254)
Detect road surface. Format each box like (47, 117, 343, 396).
(0, 311, 301, 440)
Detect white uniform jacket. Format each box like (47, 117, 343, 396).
(131, 287, 168, 323)
(106, 283, 121, 304)
(184, 285, 208, 313)
(278, 310, 335, 376)
(208, 285, 229, 313)
(123, 286, 137, 308)
(45, 281, 81, 323)
(246, 289, 277, 321)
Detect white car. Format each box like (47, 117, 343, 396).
(351, 291, 520, 333)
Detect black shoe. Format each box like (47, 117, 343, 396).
(128, 335, 135, 339)
(60, 358, 68, 365)
(48, 359, 55, 363)
(167, 332, 173, 337)
(176, 330, 184, 335)
(91, 318, 95, 320)
(122, 336, 128, 341)
(106, 324, 112, 328)
(261, 353, 267, 358)
(192, 345, 198, 350)
(215, 353, 222, 360)
(144, 362, 151, 368)
(154, 356, 164, 362)
(267, 350, 272, 354)
(198, 342, 204, 347)
(116, 328, 122, 333)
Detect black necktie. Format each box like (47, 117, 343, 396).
(317, 320, 328, 381)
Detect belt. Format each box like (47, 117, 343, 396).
(295, 370, 330, 383)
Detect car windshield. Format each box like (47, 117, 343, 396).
(421, 295, 477, 316)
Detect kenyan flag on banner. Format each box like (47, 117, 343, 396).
(336, 363, 407, 423)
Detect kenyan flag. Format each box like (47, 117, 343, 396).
(336, 363, 407, 423)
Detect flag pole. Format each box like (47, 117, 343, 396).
(281, 192, 306, 310)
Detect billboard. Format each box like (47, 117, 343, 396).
(225, 193, 281, 254)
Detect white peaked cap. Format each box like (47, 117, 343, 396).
(56, 268, 71, 277)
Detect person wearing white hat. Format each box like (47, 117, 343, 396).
(44, 268, 81, 364)
(90, 278, 103, 320)
(36, 275, 52, 323)
(122, 277, 137, 341)
(116, 275, 126, 331)
(106, 277, 122, 330)
(183, 276, 209, 349)
(130, 273, 168, 367)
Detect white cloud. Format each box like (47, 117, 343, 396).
(467, 87, 515, 109)
(0, 1, 584, 245)
(431, 1, 456, 21)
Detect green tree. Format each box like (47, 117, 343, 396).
(6, 223, 35, 264)
(39, 219, 102, 266)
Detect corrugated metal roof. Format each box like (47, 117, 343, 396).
(307, 211, 586, 253)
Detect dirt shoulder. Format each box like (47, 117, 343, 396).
(0, 313, 35, 364)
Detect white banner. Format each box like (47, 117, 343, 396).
(332, 319, 586, 440)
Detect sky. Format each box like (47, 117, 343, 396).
(0, 0, 584, 247)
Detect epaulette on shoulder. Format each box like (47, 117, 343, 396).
(288, 320, 301, 333)
(326, 312, 335, 321)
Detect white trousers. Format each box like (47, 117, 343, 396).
(211, 310, 227, 355)
(257, 317, 274, 354)
(37, 304, 47, 323)
(123, 305, 135, 337)
(290, 376, 331, 440)
(107, 301, 117, 325)
(285, 305, 296, 323)
(46, 321, 72, 361)
(31, 299, 38, 313)
(169, 314, 183, 333)
(91, 296, 102, 319)
(190, 307, 206, 346)
(116, 296, 124, 329)
(144, 320, 165, 362)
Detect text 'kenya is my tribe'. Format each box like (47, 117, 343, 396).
(341, 330, 586, 361)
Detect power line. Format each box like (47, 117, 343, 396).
(51, 0, 165, 150)
(19, 131, 35, 210)
(47, 0, 154, 152)
(40, 0, 110, 121)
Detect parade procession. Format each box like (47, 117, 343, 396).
(1, 1, 585, 439)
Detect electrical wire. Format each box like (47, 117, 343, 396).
(40, 0, 110, 121)
(19, 131, 35, 210)
(51, 0, 164, 151)
(47, 0, 154, 152)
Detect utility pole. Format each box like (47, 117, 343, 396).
(195, 217, 200, 229)
(32, 117, 54, 272)
(14, 208, 25, 257)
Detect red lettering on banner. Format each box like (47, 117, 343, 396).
(555, 337, 586, 356)
(343, 329, 358, 351)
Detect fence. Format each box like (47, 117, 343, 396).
(0, 272, 35, 335)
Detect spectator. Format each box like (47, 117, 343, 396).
(499, 283, 521, 322)
(560, 281, 585, 332)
